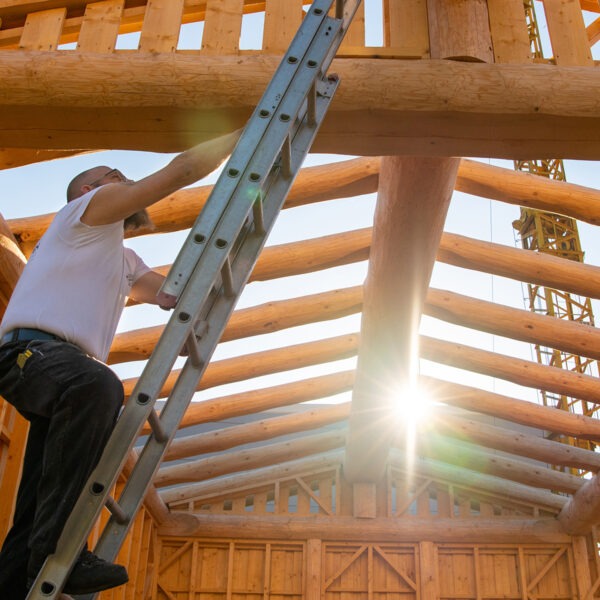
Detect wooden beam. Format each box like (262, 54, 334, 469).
(160, 451, 344, 506)
(1, 53, 599, 159)
(389, 450, 567, 511)
(558, 475, 600, 534)
(427, 410, 600, 473)
(408, 433, 584, 494)
(164, 403, 350, 461)
(345, 157, 459, 483)
(158, 513, 571, 543)
(421, 374, 600, 439)
(154, 430, 347, 487)
(0, 212, 26, 318)
(121, 333, 359, 400)
(420, 335, 600, 408)
(425, 287, 600, 362)
(110, 286, 363, 363)
(9, 156, 600, 252)
(154, 371, 354, 435)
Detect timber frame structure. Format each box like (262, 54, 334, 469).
(1, 0, 600, 598)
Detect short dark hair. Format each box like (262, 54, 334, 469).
(66, 167, 107, 203)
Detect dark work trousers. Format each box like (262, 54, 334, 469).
(0, 339, 123, 599)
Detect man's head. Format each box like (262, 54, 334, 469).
(66, 166, 154, 232)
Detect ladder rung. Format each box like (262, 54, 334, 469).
(280, 134, 293, 179)
(307, 82, 317, 127)
(105, 496, 129, 525)
(147, 409, 168, 444)
(221, 257, 235, 297)
(253, 195, 266, 235)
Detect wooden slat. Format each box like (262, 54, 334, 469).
(487, 0, 532, 63)
(202, 0, 243, 54)
(77, 0, 124, 53)
(262, 0, 302, 53)
(340, 0, 364, 51)
(139, 0, 184, 53)
(18, 6, 65, 50)
(385, 0, 429, 57)
(543, 0, 594, 65)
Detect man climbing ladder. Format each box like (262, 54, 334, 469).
(21, 0, 361, 597)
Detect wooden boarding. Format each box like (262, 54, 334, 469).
(262, 0, 303, 53)
(139, 0, 185, 53)
(202, 0, 244, 54)
(77, 0, 124, 53)
(18, 7, 66, 50)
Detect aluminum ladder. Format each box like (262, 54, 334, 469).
(27, 0, 361, 598)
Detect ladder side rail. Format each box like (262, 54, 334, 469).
(161, 0, 337, 298)
(27, 1, 360, 596)
(88, 77, 340, 577)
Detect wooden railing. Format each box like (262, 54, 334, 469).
(1, 0, 596, 64)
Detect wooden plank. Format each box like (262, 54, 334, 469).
(77, 0, 124, 53)
(427, 0, 494, 61)
(305, 539, 322, 600)
(19, 6, 65, 50)
(543, 0, 594, 65)
(572, 537, 592, 597)
(487, 0, 532, 63)
(340, 0, 364, 50)
(202, 0, 243, 54)
(139, 0, 184, 53)
(263, 0, 302, 52)
(385, 0, 429, 57)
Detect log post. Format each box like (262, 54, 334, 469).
(344, 156, 459, 483)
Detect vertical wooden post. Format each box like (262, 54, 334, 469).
(419, 541, 438, 600)
(353, 482, 377, 518)
(385, 0, 429, 57)
(305, 539, 322, 600)
(427, 0, 494, 61)
(572, 536, 592, 597)
(344, 156, 459, 483)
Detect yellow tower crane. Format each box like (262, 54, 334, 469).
(513, 1, 599, 472)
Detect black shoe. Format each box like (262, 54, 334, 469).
(28, 550, 128, 595)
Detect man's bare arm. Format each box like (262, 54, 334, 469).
(130, 271, 176, 309)
(81, 130, 240, 226)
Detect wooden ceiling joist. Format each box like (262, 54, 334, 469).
(154, 429, 347, 487)
(10, 155, 600, 251)
(160, 450, 344, 506)
(388, 451, 567, 512)
(422, 375, 600, 440)
(558, 474, 600, 535)
(1, 53, 599, 158)
(427, 411, 600, 474)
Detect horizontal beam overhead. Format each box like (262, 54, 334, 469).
(158, 513, 571, 544)
(1, 53, 599, 158)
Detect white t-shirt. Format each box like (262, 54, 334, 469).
(0, 188, 150, 361)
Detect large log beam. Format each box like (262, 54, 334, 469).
(154, 430, 347, 487)
(388, 451, 567, 511)
(1, 52, 599, 159)
(558, 475, 600, 535)
(408, 433, 583, 494)
(345, 157, 459, 483)
(158, 513, 570, 543)
(161, 450, 345, 506)
(427, 410, 600, 473)
(422, 374, 600, 439)
(8, 156, 600, 252)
